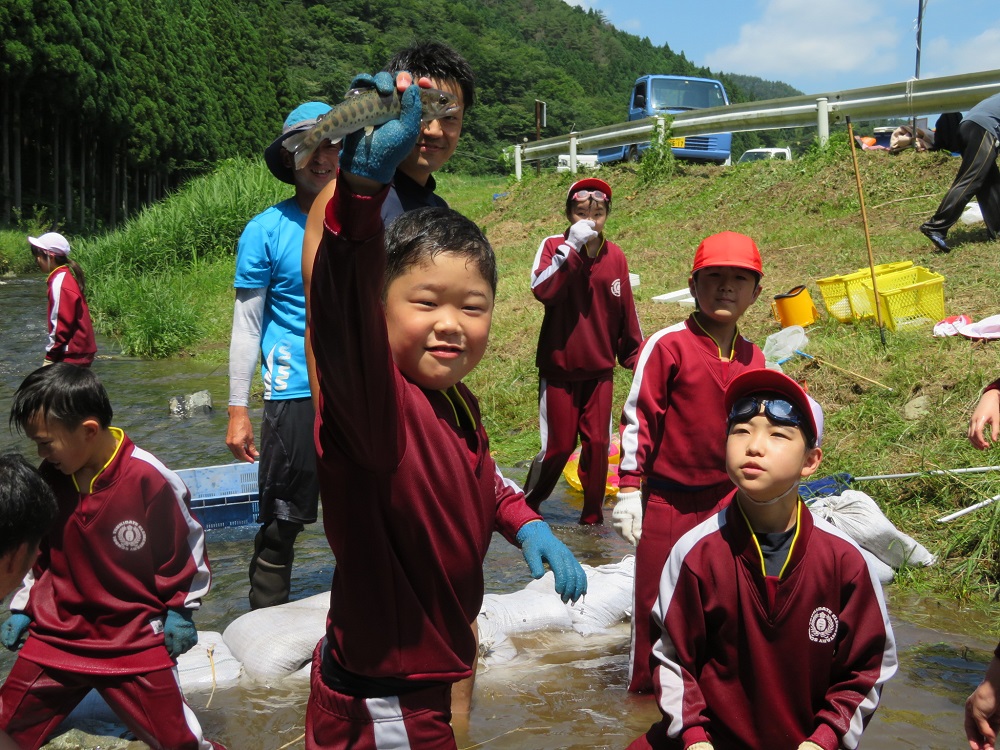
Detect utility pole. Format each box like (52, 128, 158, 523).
(911, 0, 928, 144)
(534, 100, 546, 175)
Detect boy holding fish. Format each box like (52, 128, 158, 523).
(301, 42, 473, 409)
(304, 70, 587, 749)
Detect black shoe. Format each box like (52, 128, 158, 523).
(920, 225, 951, 253)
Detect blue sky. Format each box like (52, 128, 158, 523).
(565, 0, 1000, 95)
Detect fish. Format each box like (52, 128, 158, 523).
(282, 87, 460, 171)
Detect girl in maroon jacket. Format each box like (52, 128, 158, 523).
(522, 178, 643, 525)
(28, 232, 96, 367)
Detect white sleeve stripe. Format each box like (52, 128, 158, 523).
(809, 518, 898, 747)
(47, 271, 67, 353)
(132, 448, 212, 607)
(530, 236, 572, 288)
(619, 323, 684, 473)
(651, 512, 727, 738)
(494, 464, 523, 494)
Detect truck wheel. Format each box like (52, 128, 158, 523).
(627, 146, 640, 163)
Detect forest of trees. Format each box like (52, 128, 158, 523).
(1, 0, 802, 233)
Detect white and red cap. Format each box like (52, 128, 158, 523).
(567, 177, 612, 204)
(28, 232, 71, 257)
(724, 368, 824, 447)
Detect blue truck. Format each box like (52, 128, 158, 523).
(596, 74, 733, 165)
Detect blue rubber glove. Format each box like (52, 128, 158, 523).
(163, 608, 198, 659)
(0, 613, 31, 651)
(516, 521, 588, 604)
(339, 71, 422, 185)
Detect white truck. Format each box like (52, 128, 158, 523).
(736, 147, 792, 164)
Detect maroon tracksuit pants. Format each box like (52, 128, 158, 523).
(0, 657, 222, 750)
(523, 376, 614, 525)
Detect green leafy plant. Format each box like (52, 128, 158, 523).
(636, 116, 677, 184)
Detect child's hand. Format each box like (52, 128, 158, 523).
(611, 490, 643, 545)
(565, 219, 598, 251)
(0, 613, 30, 651)
(339, 71, 422, 190)
(516, 521, 588, 603)
(163, 608, 198, 658)
(969, 389, 1000, 450)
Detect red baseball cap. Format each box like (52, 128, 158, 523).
(567, 177, 612, 204)
(691, 231, 763, 277)
(724, 369, 824, 447)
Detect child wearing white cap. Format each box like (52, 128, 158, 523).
(28, 232, 96, 367)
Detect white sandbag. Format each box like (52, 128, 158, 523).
(809, 490, 936, 568)
(477, 589, 573, 639)
(223, 594, 328, 683)
(177, 630, 242, 692)
(478, 630, 519, 667)
(524, 557, 635, 635)
(861, 547, 895, 585)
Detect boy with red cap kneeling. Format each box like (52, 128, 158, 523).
(614, 231, 766, 693)
(628, 369, 897, 750)
(522, 177, 643, 525)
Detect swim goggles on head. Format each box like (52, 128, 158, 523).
(570, 189, 609, 203)
(728, 396, 807, 433)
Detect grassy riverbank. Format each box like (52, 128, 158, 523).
(6, 138, 1000, 603)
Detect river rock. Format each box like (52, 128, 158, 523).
(169, 390, 213, 416)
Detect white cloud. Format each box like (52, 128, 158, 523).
(704, 0, 903, 91)
(921, 24, 1000, 79)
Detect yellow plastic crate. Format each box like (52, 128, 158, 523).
(816, 261, 914, 322)
(859, 266, 946, 330)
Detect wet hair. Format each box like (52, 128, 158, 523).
(9, 363, 114, 433)
(0, 452, 58, 559)
(383, 207, 497, 300)
(384, 41, 475, 110)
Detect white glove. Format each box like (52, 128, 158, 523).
(687, 743, 715, 750)
(611, 490, 643, 545)
(565, 220, 598, 251)
(797, 743, 823, 750)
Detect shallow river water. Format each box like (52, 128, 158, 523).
(1, 276, 998, 749)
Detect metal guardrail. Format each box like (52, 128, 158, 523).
(512, 68, 1000, 177)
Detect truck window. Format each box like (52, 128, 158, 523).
(650, 79, 727, 111)
(632, 81, 647, 109)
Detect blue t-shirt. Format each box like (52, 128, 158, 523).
(234, 198, 310, 400)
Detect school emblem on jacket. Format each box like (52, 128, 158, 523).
(113, 520, 148, 551)
(808, 606, 838, 643)
(611, 278, 621, 297)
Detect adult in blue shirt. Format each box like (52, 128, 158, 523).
(920, 92, 1000, 252)
(226, 102, 338, 609)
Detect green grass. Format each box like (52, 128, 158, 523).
(75, 158, 291, 357)
(12, 139, 1000, 602)
(446, 135, 1000, 601)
